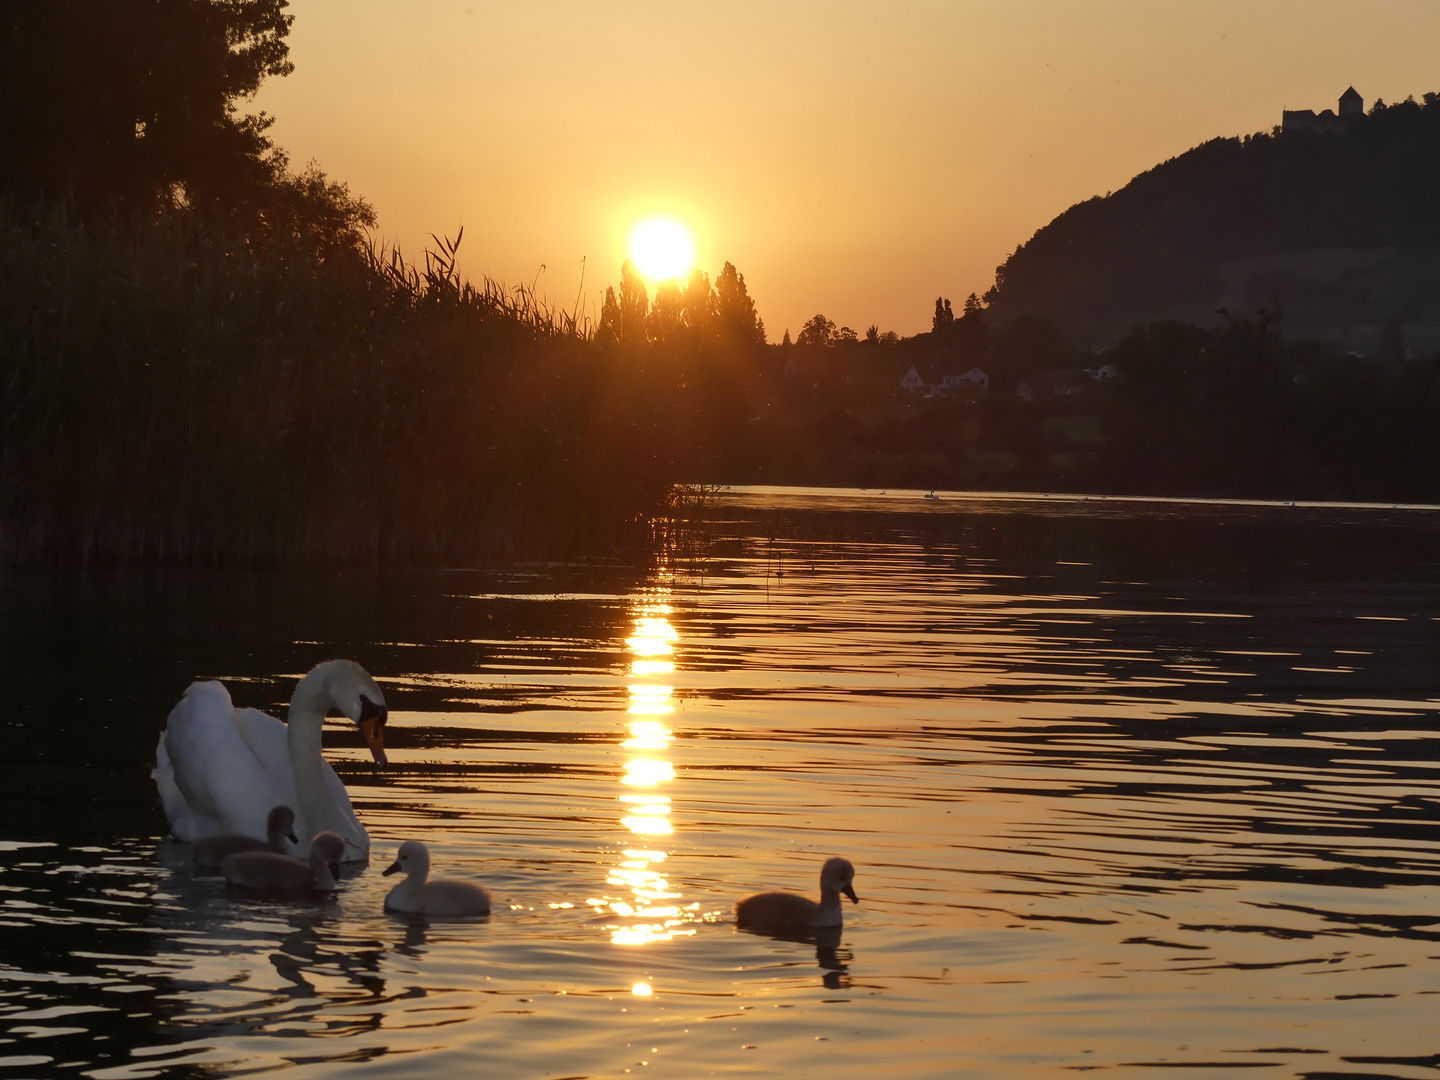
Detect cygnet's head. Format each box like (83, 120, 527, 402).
(266, 805, 299, 844)
(382, 840, 430, 879)
(820, 857, 859, 903)
(313, 660, 389, 767)
(310, 831, 347, 875)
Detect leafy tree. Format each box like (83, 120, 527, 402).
(797, 314, 836, 347)
(932, 296, 954, 333)
(781, 328, 793, 347)
(681, 269, 714, 335)
(648, 280, 684, 344)
(715, 261, 765, 344)
(619, 259, 649, 346)
(0, 0, 372, 251)
(596, 286, 621, 346)
(0, 0, 292, 211)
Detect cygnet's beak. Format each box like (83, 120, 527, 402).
(382, 860, 403, 877)
(329, 862, 341, 878)
(358, 697, 388, 768)
(843, 883, 859, 903)
(287, 831, 299, 844)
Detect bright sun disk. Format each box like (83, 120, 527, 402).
(629, 219, 694, 281)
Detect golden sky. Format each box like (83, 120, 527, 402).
(254, 0, 1440, 337)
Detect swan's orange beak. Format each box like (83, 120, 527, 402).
(360, 716, 388, 768)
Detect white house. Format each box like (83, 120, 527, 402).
(1015, 381, 1034, 403)
(937, 367, 989, 395)
(958, 366, 989, 392)
(898, 365, 926, 394)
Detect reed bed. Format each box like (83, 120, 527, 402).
(0, 204, 679, 565)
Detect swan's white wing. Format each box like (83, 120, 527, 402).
(232, 708, 366, 857)
(230, 707, 294, 784)
(154, 730, 199, 838)
(161, 681, 291, 842)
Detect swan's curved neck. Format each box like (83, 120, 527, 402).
(287, 674, 344, 841)
(815, 886, 844, 927)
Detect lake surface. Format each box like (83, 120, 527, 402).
(4, 485, 1440, 1079)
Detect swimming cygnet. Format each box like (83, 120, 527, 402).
(221, 830, 346, 893)
(193, 806, 298, 866)
(382, 840, 492, 916)
(735, 857, 859, 933)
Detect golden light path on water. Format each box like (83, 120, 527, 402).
(587, 590, 699, 970)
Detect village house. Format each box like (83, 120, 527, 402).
(938, 367, 989, 394)
(898, 364, 927, 394)
(898, 364, 989, 396)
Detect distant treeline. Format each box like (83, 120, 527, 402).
(748, 307, 1440, 501)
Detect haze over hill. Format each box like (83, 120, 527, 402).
(985, 90, 1440, 357)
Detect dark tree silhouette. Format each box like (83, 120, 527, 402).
(681, 269, 715, 335)
(0, 0, 292, 210)
(648, 280, 685, 344)
(715, 261, 765, 344)
(932, 296, 954, 333)
(619, 259, 649, 346)
(797, 314, 836, 347)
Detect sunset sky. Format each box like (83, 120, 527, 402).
(254, 0, 1440, 338)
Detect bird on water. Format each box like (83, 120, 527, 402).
(193, 805, 298, 866)
(735, 856, 859, 933)
(382, 840, 493, 917)
(220, 831, 347, 893)
(155, 659, 389, 862)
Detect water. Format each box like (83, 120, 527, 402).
(4, 486, 1440, 1079)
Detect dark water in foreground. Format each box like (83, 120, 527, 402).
(3, 486, 1440, 1079)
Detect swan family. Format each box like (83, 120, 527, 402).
(157, 659, 858, 930)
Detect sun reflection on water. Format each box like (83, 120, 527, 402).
(590, 593, 700, 947)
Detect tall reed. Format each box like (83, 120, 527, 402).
(0, 203, 674, 565)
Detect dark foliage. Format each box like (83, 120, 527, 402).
(1, 1, 289, 210)
(0, 208, 689, 564)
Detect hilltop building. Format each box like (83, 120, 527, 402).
(1282, 86, 1364, 134)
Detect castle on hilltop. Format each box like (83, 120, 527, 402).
(1282, 87, 1364, 133)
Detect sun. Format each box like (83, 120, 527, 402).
(629, 218, 695, 281)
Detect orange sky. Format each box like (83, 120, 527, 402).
(254, 0, 1440, 337)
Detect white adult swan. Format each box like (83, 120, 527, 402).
(155, 660, 388, 862)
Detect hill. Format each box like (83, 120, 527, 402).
(985, 92, 1440, 356)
